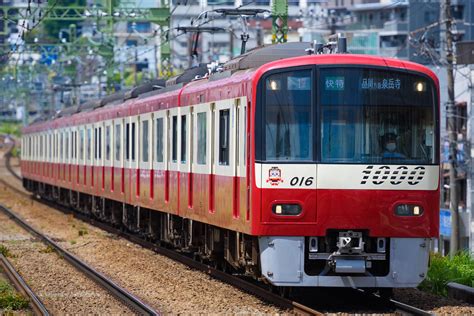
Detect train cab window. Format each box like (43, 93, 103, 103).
(262, 70, 313, 161)
(319, 68, 437, 164)
(197, 112, 207, 165)
(172, 116, 178, 162)
(219, 109, 230, 165)
(106, 126, 111, 161)
(181, 115, 187, 163)
(115, 123, 121, 162)
(156, 118, 164, 163)
(142, 120, 149, 163)
(126, 123, 130, 161)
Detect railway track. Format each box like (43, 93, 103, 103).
(1, 143, 433, 315)
(0, 253, 49, 316)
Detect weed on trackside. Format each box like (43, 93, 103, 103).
(419, 251, 474, 296)
(0, 245, 12, 258)
(0, 280, 29, 311)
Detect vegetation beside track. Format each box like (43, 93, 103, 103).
(0, 278, 29, 311)
(0, 123, 21, 139)
(420, 252, 474, 296)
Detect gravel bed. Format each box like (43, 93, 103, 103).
(0, 212, 133, 315)
(0, 183, 285, 314)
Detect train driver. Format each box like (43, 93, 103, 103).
(381, 132, 405, 159)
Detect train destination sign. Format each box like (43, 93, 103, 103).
(324, 76, 345, 91)
(361, 78, 401, 90)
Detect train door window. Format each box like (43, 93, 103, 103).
(115, 122, 121, 163)
(172, 115, 178, 162)
(94, 127, 98, 160)
(87, 127, 92, 162)
(125, 123, 130, 161)
(156, 117, 164, 163)
(80, 128, 85, 163)
(142, 119, 149, 163)
(131, 121, 136, 162)
(98, 126, 102, 161)
(219, 109, 230, 166)
(66, 130, 69, 160)
(197, 112, 207, 165)
(181, 115, 187, 163)
(106, 125, 111, 162)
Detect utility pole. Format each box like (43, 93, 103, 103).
(272, 0, 288, 44)
(443, 0, 460, 256)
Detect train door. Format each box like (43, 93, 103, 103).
(125, 115, 138, 204)
(192, 103, 212, 216)
(152, 110, 168, 210)
(179, 106, 192, 213)
(236, 97, 248, 221)
(112, 119, 124, 200)
(168, 107, 180, 215)
(213, 99, 236, 218)
(139, 113, 152, 204)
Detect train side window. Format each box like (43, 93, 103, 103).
(66, 131, 69, 160)
(126, 123, 130, 161)
(94, 128, 98, 160)
(197, 112, 207, 165)
(80, 129, 85, 162)
(172, 115, 177, 162)
(115, 123, 121, 162)
(156, 117, 164, 163)
(87, 128, 92, 161)
(98, 126, 102, 160)
(181, 115, 187, 163)
(106, 125, 111, 161)
(131, 122, 136, 162)
(142, 120, 149, 163)
(219, 109, 230, 166)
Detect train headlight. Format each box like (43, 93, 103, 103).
(272, 204, 302, 216)
(394, 204, 424, 216)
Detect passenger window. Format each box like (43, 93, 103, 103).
(219, 109, 230, 166)
(94, 128, 98, 160)
(181, 115, 187, 163)
(142, 120, 149, 163)
(126, 123, 130, 161)
(172, 116, 177, 162)
(115, 124, 121, 161)
(156, 118, 164, 163)
(106, 126, 111, 161)
(87, 128, 92, 160)
(197, 112, 207, 165)
(131, 122, 136, 161)
(80, 129, 84, 160)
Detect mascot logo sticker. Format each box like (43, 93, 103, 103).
(266, 167, 283, 186)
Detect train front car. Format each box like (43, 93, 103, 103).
(252, 55, 439, 290)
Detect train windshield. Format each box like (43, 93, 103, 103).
(320, 68, 436, 164)
(259, 67, 437, 164)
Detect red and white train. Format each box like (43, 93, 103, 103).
(21, 42, 439, 291)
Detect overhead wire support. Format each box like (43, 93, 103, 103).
(271, 0, 288, 44)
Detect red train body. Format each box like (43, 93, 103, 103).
(21, 43, 440, 289)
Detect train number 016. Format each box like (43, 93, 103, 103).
(290, 176, 314, 187)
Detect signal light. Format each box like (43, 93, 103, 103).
(272, 204, 302, 216)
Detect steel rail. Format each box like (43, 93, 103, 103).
(0, 254, 49, 316)
(0, 203, 159, 316)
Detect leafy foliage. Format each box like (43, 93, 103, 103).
(0, 123, 21, 138)
(419, 252, 474, 296)
(0, 280, 29, 310)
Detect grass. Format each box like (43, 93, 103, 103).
(419, 251, 474, 296)
(38, 245, 55, 254)
(0, 245, 12, 258)
(0, 280, 29, 310)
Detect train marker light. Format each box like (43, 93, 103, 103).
(272, 204, 302, 216)
(394, 204, 424, 216)
(415, 81, 426, 92)
(309, 237, 318, 252)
